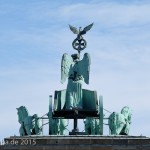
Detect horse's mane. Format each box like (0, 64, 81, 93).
(19, 106, 29, 117)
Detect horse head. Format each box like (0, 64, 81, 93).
(16, 106, 29, 124)
(121, 106, 132, 123)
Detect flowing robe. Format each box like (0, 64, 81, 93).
(65, 62, 83, 109)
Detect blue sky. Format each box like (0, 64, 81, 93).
(0, 0, 150, 139)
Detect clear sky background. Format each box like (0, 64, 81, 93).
(0, 0, 150, 139)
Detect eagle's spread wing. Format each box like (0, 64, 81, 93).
(69, 25, 79, 34)
(61, 53, 73, 84)
(78, 53, 91, 84)
(80, 23, 94, 35)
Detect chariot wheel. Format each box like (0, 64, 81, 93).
(72, 38, 87, 51)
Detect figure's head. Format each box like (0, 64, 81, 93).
(71, 54, 80, 61)
(79, 27, 82, 32)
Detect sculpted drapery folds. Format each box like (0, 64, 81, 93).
(61, 53, 91, 109)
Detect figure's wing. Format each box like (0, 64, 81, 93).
(61, 53, 73, 84)
(69, 25, 79, 34)
(78, 53, 91, 84)
(80, 23, 94, 35)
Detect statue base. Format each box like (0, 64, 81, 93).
(69, 132, 86, 135)
(1, 135, 150, 150)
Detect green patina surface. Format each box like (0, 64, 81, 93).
(16, 24, 132, 136)
(108, 106, 132, 135)
(17, 106, 41, 136)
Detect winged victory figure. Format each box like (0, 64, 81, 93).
(61, 53, 91, 110)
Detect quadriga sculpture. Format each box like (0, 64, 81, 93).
(84, 117, 101, 135)
(108, 106, 132, 135)
(17, 106, 41, 136)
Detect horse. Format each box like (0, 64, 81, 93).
(17, 106, 41, 136)
(108, 106, 132, 135)
(52, 119, 68, 135)
(84, 117, 101, 135)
